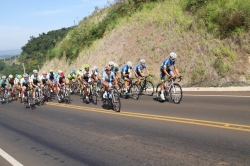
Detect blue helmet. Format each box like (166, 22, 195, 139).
(15, 74, 18, 78)
(71, 69, 76, 74)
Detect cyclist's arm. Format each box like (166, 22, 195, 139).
(173, 65, 180, 76)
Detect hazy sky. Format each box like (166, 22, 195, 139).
(0, 0, 108, 51)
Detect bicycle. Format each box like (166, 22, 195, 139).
(58, 84, 71, 104)
(81, 83, 97, 104)
(135, 75, 154, 96)
(23, 89, 36, 110)
(0, 88, 9, 104)
(102, 86, 121, 112)
(120, 78, 141, 100)
(156, 76, 183, 104)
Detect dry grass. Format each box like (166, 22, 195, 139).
(41, 0, 250, 86)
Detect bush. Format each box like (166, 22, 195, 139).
(184, 0, 250, 37)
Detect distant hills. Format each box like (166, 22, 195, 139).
(0, 49, 22, 58)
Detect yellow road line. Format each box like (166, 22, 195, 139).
(46, 102, 250, 133)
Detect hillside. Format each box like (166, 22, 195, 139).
(40, 0, 250, 87)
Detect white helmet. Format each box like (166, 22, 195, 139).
(2, 75, 6, 79)
(58, 70, 62, 74)
(93, 66, 98, 70)
(127, 61, 133, 67)
(108, 61, 115, 66)
(140, 59, 146, 64)
(170, 52, 177, 59)
(23, 73, 29, 78)
(114, 63, 118, 68)
(33, 69, 38, 74)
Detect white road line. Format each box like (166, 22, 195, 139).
(185, 94, 250, 98)
(0, 148, 23, 166)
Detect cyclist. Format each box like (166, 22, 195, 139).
(121, 61, 138, 97)
(57, 72, 66, 101)
(159, 52, 180, 100)
(7, 74, 15, 97)
(102, 66, 118, 98)
(68, 69, 77, 92)
(80, 64, 91, 103)
(47, 69, 55, 92)
(0, 75, 9, 102)
(90, 66, 100, 82)
(135, 59, 150, 86)
(30, 69, 41, 100)
(14, 74, 23, 100)
(20, 73, 31, 102)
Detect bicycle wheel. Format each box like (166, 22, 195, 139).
(155, 83, 162, 100)
(142, 81, 154, 96)
(119, 83, 127, 98)
(64, 89, 71, 104)
(130, 83, 140, 100)
(91, 89, 98, 105)
(112, 91, 121, 112)
(169, 83, 182, 104)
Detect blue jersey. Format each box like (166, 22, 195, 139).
(102, 72, 115, 83)
(136, 64, 147, 73)
(121, 65, 134, 74)
(49, 72, 55, 81)
(160, 58, 176, 70)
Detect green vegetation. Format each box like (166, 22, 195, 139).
(18, 27, 74, 73)
(0, 59, 23, 76)
(49, 0, 163, 63)
(183, 0, 250, 37)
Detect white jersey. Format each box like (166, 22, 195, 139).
(30, 74, 41, 83)
(14, 78, 20, 84)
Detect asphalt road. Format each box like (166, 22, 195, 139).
(0, 91, 250, 166)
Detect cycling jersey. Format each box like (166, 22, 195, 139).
(30, 74, 40, 85)
(48, 72, 55, 82)
(0, 79, 9, 88)
(20, 78, 30, 87)
(40, 75, 49, 84)
(59, 76, 65, 84)
(160, 58, 176, 70)
(121, 65, 134, 74)
(136, 64, 147, 73)
(102, 71, 115, 83)
(81, 71, 91, 82)
(68, 73, 76, 80)
(8, 78, 15, 86)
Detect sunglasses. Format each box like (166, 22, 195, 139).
(170, 58, 176, 61)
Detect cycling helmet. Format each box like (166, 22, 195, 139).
(49, 69, 53, 72)
(23, 73, 29, 78)
(15, 74, 18, 78)
(105, 66, 111, 71)
(2, 75, 6, 79)
(18, 75, 22, 79)
(114, 63, 118, 68)
(170, 52, 177, 59)
(58, 70, 62, 74)
(108, 61, 115, 66)
(71, 69, 76, 74)
(83, 64, 90, 69)
(33, 69, 38, 74)
(140, 59, 146, 64)
(42, 71, 47, 75)
(9, 74, 13, 78)
(127, 61, 133, 67)
(93, 66, 98, 70)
